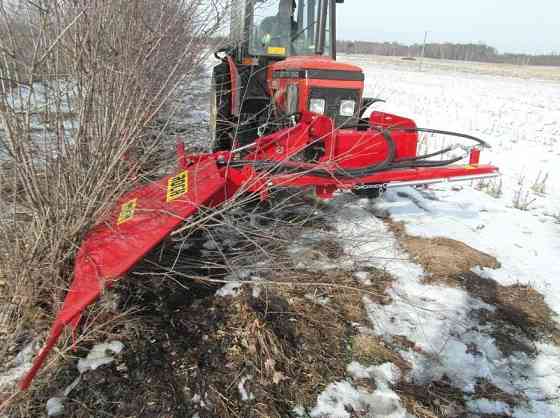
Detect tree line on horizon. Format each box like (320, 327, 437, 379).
(337, 40, 560, 67)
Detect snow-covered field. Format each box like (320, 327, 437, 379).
(303, 55, 560, 417)
(350, 53, 560, 312)
(352, 53, 560, 220)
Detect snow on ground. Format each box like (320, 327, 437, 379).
(380, 186, 560, 313)
(45, 341, 124, 416)
(308, 362, 409, 418)
(301, 58, 560, 417)
(0, 339, 41, 392)
(305, 193, 560, 417)
(347, 54, 560, 314)
(6, 56, 558, 417)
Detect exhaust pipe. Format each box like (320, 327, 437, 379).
(314, 0, 328, 55)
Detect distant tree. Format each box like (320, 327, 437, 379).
(336, 39, 560, 67)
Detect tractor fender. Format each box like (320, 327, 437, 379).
(226, 56, 241, 117)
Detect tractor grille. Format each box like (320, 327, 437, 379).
(308, 88, 361, 128)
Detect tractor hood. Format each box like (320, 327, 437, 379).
(269, 56, 364, 80)
(267, 56, 365, 127)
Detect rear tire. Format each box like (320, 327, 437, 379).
(210, 63, 233, 151)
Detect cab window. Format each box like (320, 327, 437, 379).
(249, 0, 331, 57)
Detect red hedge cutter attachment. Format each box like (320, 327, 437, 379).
(20, 110, 499, 390)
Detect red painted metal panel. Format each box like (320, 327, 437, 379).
(20, 159, 225, 389)
(331, 130, 390, 169)
(270, 55, 363, 73)
(370, 112, 418, 160)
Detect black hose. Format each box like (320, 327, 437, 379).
(342, 123, 490, 149)
(400, 127, 490, 149)
(224, 121, 485, 181)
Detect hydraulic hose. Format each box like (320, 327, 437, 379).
(225, 123, 487, 180)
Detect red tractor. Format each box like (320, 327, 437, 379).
(20, 0, 499, 390)
(211, 0, 355, 151)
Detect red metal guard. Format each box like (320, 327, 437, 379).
(20, 159, 226, 389)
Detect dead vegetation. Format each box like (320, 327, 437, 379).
(0, 0, 227, 413)
(475, 177, 503, 199)
(463, 272, 560, 353)
(351, 334, 410, 371)
(18, 266, 404, 418)
(397, 378, 468, 418)
(387, 221, 500, 281)
(388, 220, 560, 353)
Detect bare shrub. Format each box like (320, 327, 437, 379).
(0, 0, 226, 405)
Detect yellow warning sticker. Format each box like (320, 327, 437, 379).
(267, 46, 286, 56)
(117, 199, 137, 225)
(166, 170, 189, 202)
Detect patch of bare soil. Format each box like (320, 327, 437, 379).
(16, 266, 403, 418)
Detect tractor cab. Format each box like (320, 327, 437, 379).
(212, 0, 362, 151)
(231, 0, 336, 60)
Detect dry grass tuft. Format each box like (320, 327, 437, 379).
(388, 221, 499, 281)
(351, 334, 410, 371)
(397, 378, 467, 418)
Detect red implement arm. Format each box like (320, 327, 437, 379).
(20, 159, 226, 390)
(21, 111, 499, 390)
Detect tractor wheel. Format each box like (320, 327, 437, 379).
(210, 63, 233, 152)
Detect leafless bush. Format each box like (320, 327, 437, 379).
(0, 0, 226, 405)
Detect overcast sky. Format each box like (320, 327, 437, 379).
(336, 0, 559, 54)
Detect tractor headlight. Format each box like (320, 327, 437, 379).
(339, 100, 356, 117)
(309, 98, 326, 114)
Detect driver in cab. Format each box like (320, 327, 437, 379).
(259, 0, 297, 49)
